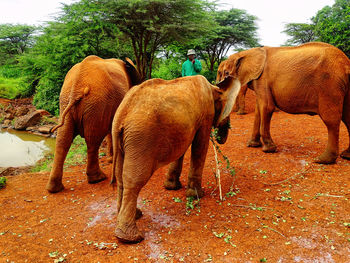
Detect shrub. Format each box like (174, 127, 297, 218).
(0, 176, 7, 189)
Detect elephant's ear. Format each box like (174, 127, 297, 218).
(124, 57, 142, 86)
(230, 47, 266, 86)
(214, 76, 241, 126)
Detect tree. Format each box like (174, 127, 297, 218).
(99, 0, 216, 80)
(0, 24, 37, 64)
(19, 0, 133, 114)
(199, 8, 259, 72)
(312, 0, 350, 57)
(283, 23, 316, 45)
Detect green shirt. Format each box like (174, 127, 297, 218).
(182, 59, 202, 77)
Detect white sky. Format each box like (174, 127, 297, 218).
(0, 0, 335, 48)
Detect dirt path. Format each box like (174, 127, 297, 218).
(1, 90, 349, 262)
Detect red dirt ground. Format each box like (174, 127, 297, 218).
(1, 90, 349, 262)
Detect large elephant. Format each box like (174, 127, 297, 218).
(110, 75, 240, 243)
(217, 42, 350, 164)
(46, 55, 141, 193)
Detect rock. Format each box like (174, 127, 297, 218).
(14, 110, 43, 130)
(38, 125, 54, 134)
(36, 109, 51, 117)
(15, 106, 30, 117)
(26, 126, 35, 131)
(4, 112, 14, 120)
(3, 119, 12, 127)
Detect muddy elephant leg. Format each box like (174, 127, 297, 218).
(315, 117, 340, 164)
(259, 101, 277, 153)
(247, 99, 262, 147)
(164, 155, 184, 190)
(115, 156, 153, 243)
(85, 137, 107, 184)
(315, 95, 343, 164)
(236, 85, 248, 115)
(46, 118, 75, 193)
(340, 97, 350, 160)
(106, 133, 113, 163)
(186, 127, 210, 198)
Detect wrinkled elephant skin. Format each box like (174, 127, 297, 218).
(46, 55, 141, 193)
(217, 42, 350, 164)
(111, 75, 241, 242)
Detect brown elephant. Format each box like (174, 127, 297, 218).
(46, 55, 141, 193)
(110, 75, 240, 243)
(232, 84, 248, 115)
(217, 42, 350, 164)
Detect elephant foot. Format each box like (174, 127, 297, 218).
(247, 139, 262, 148)
(314, 152, 337, 164)
(186, 187, 204, 198)
(46, 180, 64, 193)
(340, 149, 350, 160)
(164, 179, 182, 190)
(262, 143, 277, 153)
(115, 224, 144, 243)
(136, 208, 143, 220)
(87, 170, 107, 184)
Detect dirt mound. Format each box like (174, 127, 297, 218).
(1, 92, 349, 262)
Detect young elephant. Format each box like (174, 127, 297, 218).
(217, 42, 350, 164)
(46, 55, 141, 193)
(111, 75, 240, 243)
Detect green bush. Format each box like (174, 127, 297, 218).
(0, 64, 34, 99)
(152, 57, 182, 80)
(0, 176, 7, 189)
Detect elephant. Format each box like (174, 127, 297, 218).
(232, 84, 248, 115)
(46, 55, 141, 193)
(219, 60, 248, 115)
(110, 75, 241, 243)
(217, 42, 350, 164)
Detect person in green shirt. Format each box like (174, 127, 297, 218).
(182, 49, 202, 77)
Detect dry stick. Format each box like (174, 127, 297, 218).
(211, 140, 223, 201)
(265, 226, 286, 238)
(262, 163, 313, 186)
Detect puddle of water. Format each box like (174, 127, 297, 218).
(0, 128, 55, 167)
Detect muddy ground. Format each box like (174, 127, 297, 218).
(0, 90, 349, 262)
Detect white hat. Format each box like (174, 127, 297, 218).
(187, 49, 196, 56)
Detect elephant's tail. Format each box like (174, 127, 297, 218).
(110, 127, 124, 187)
(50, 87, 90, 133)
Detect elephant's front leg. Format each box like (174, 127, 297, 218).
(46, 120, 74, 193)
(85, 137, 107, 184)
(186, 127, 210, 198)
(247, 99, 262, 147)
(164, 155, 184, 190)
(259, 100, 277, 153)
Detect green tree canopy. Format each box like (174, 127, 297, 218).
(199, 8, 259, 71)
(20, 0, 132, 114)
(283, 0, 349, 57)
(99, 0, 216, 80)
(283, 23, 316, 45)
(0, 24, 37, 64)
(312, 0, 350, 57)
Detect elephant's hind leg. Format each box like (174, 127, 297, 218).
(115, 155, 153, 243)
(46, 118, 75, 193)
(340, 95, 350, 160)
(315, 99, 342, 164)
(164, 155, 184, 190)
(85, 137, 107, 184)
